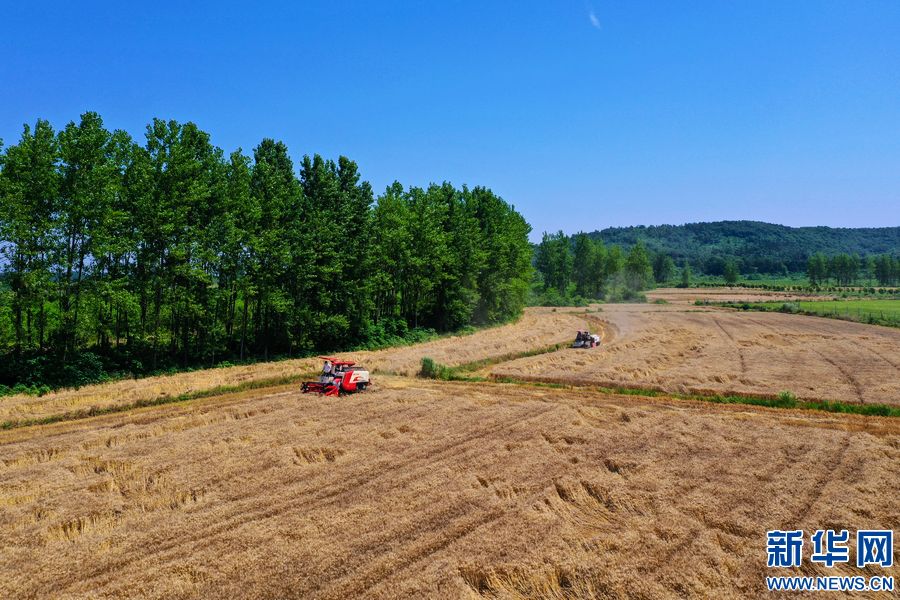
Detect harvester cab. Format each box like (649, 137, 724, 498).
(301, 357, 371, 397)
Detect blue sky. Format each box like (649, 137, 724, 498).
(2, 1, 899, 239)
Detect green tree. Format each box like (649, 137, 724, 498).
(56, 112, 127, 360)
(624, 241, 654, 291)
(828, 253, 859, 286)
(430, 183, 486, 330)
(605, 245, 623, 280)
(400, 186, 447, 329)
(873, 254, 899, 286)
(571, 233, 597, 297)
(212, 149, 252, 360)
(652, 253, 676, 284)
(864, 256, 876, 284)
(143, 119, 223, 367)
(470, 187, 532, 323)
(0, 120, 59, 353)
(807, 253, 828, 285)
(334, 156, 375, 337)
(723, 259, 739, 284)
(93, 130, 140, 354)
(586, 237, 607, 297)
(535, 231, 573, 295)
(679, 262, 692, 288)
(253, 139, 303, 356)
(369, 182, 412, 331)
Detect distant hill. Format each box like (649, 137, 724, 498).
(587, 221, 900, 275)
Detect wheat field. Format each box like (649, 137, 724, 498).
(2, 378, 898, 599)
(1, 299, 899, 599)
(492, 304, 900, 405)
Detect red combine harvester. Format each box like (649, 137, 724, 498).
(301, 356, 371, 397)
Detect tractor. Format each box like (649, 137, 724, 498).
(572, 330, 601, 348)
(301, 357, 371, 397)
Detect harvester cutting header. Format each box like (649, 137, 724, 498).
(302, 357, 371, 397)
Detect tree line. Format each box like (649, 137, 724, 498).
(0, 112, 532, 388)
(533, 231, 899, 296)
(807, 253, 900, 286)
(592, 221, 899, 275)
(533, 232, 661, 304)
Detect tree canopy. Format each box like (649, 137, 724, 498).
(0, 112, 533, 388)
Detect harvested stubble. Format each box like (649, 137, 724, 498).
(492, 303, 900, 405)
(0, 377, 897, 598)
(359, 306, 592, 376)
(647, 287, 835, 305)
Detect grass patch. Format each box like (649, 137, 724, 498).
(454, 342, 570, 373)
(0, 383, 53, 398)
(709, 298, 900, 328)
(702, 392, 900, 417)
(418, 358, 457, 381)
(419, 342, 572, 382)
(418, 342, 899, 419)
(679, 275, 899, 295)
(793, 299, 900, 321)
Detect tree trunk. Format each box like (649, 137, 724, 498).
(240, 290, 249, 361)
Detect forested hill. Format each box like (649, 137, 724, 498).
(588, 221, 900, 275)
